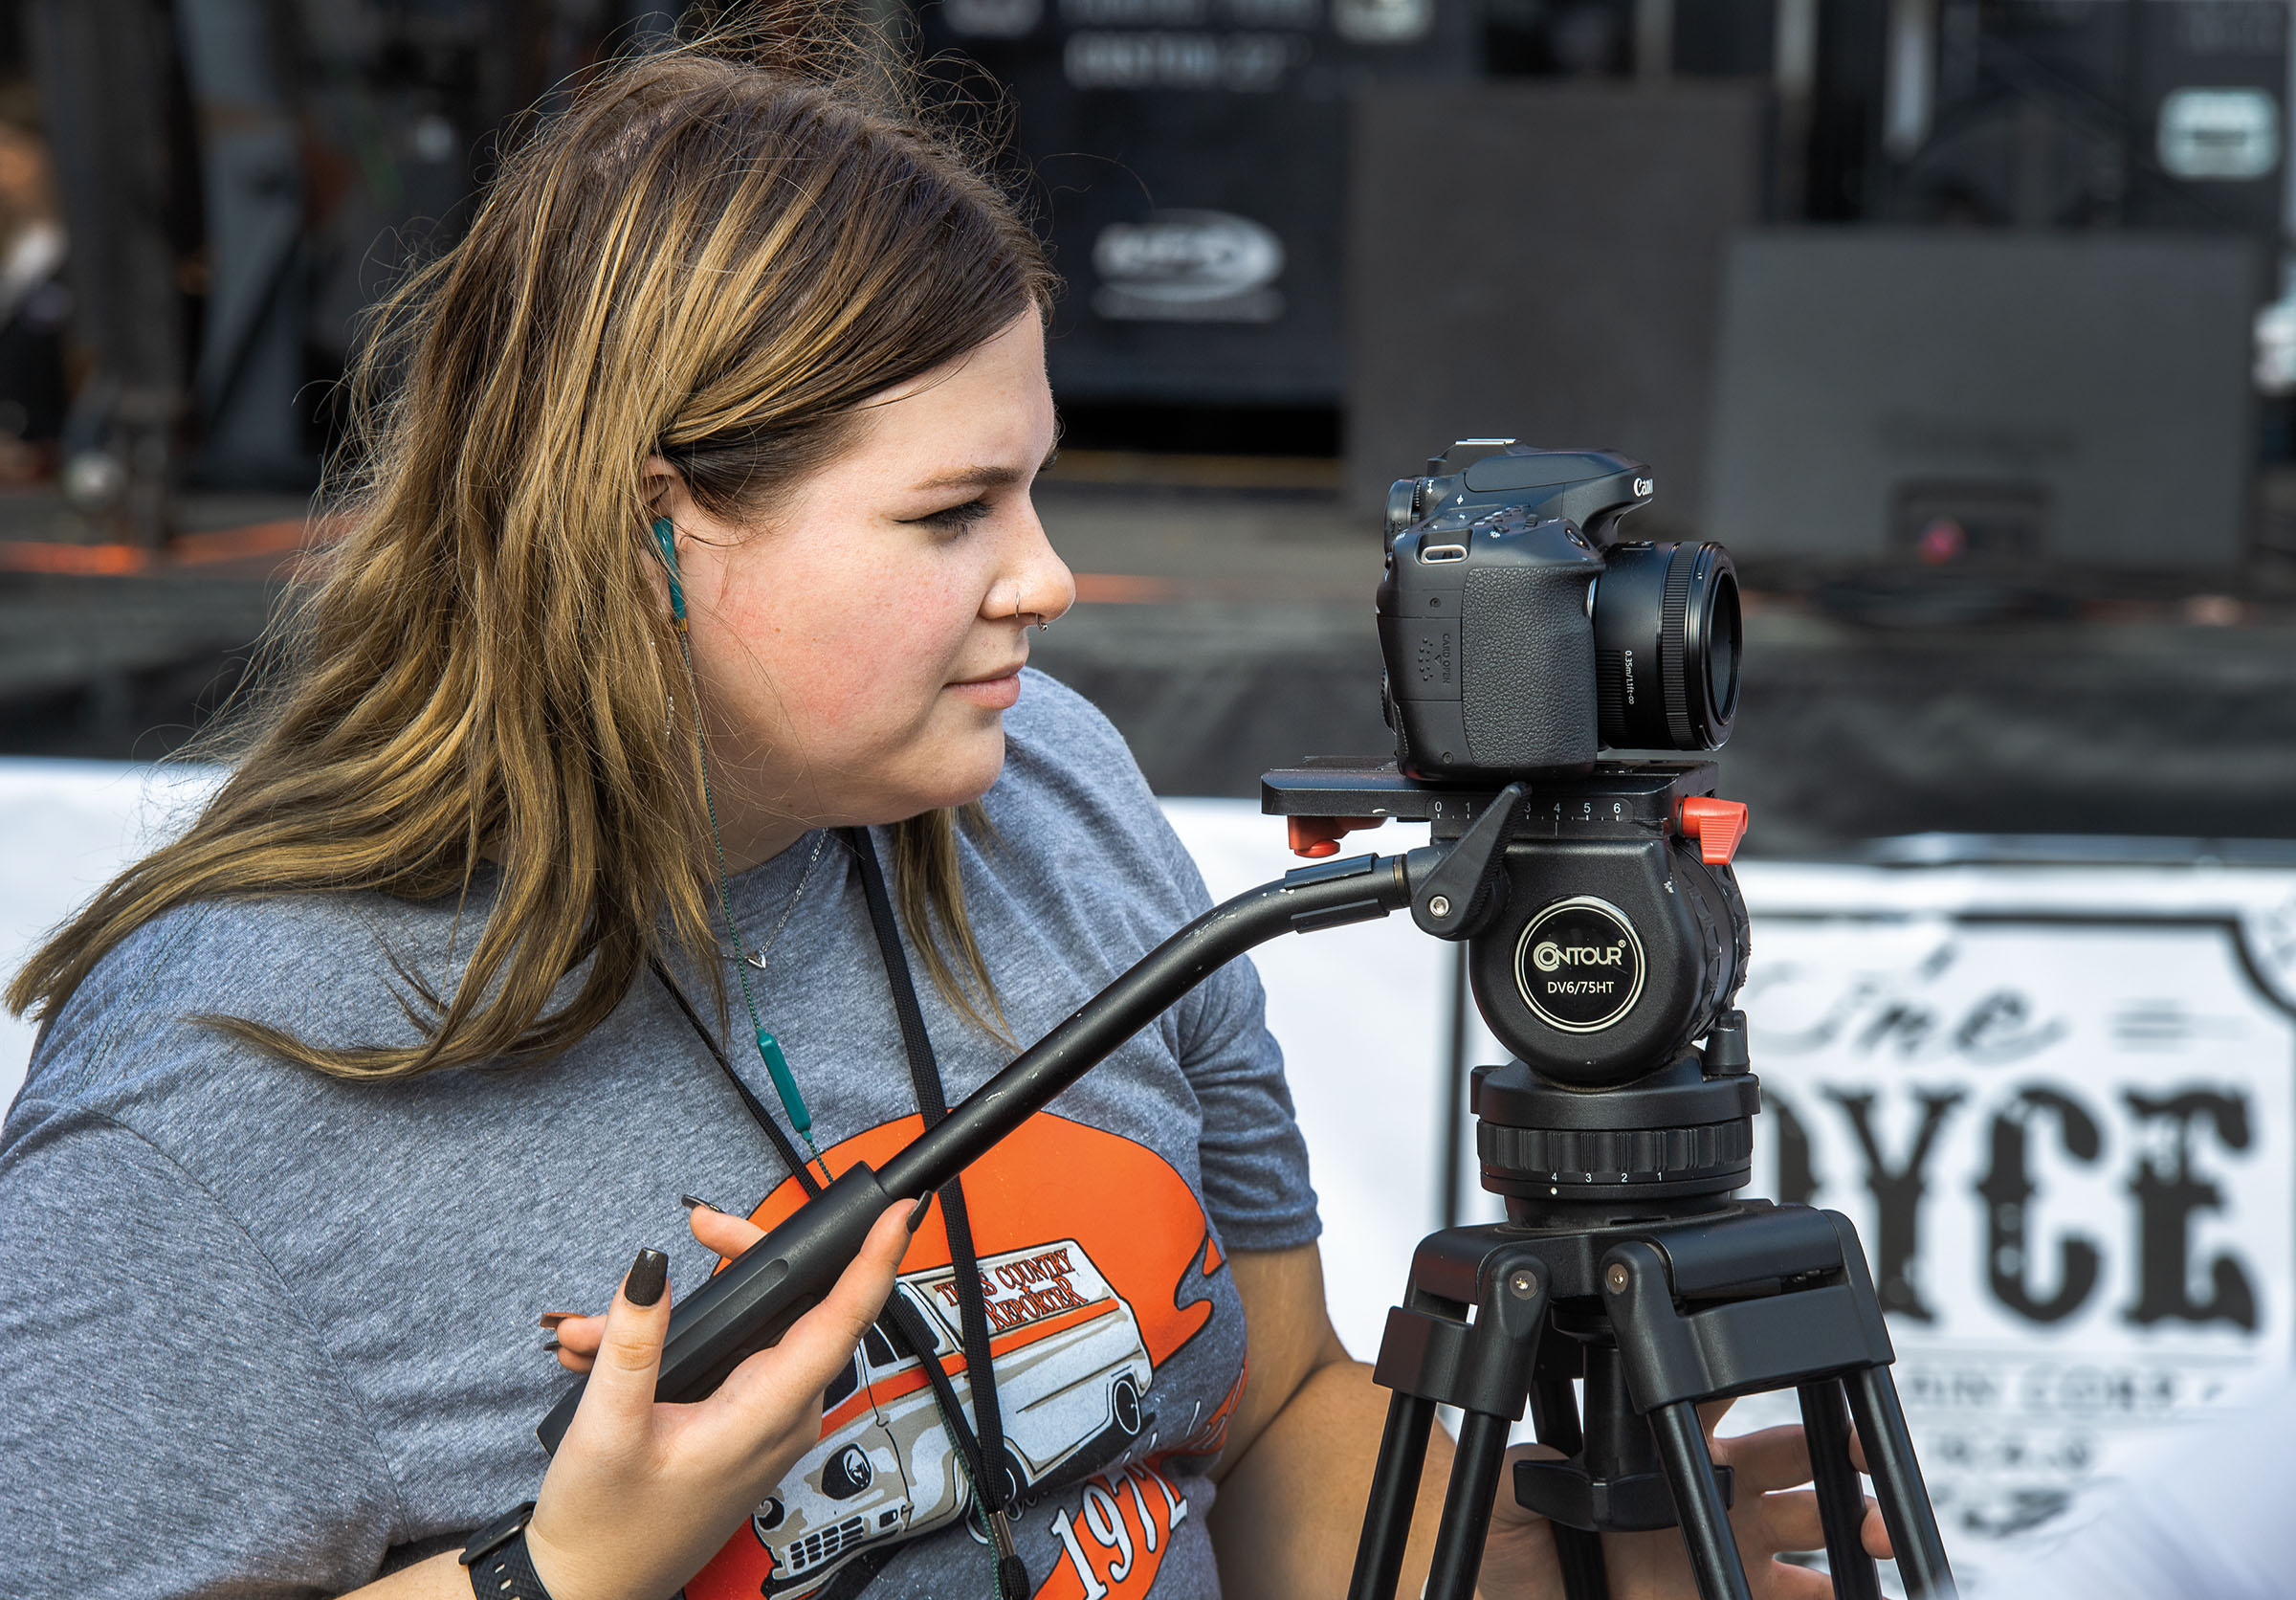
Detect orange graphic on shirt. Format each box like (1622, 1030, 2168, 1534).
(685, 1113, 1231, 1600)
(1027, 1365, 1248, 1600)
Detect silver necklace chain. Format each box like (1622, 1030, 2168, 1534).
(724, 829, 830, 972)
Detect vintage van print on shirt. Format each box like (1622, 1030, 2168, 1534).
(686, 1113, 1240, 1600)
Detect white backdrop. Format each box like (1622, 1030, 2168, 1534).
(8, 765, 2296, 1588)
(0, 760, 226, 1078)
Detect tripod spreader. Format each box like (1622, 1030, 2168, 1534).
(538, 845, 1423, 1453)
(1348, 1203, 1955, 1600)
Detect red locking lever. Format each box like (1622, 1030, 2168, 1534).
(1679, 796, 1750, 865)
(1288, 815, 1386, 859)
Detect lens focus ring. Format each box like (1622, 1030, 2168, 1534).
(1592, 540, 1741, 754)
(1661, 544, 1697, 748)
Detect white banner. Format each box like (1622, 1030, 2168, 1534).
(1721, 861, 2296, 1587)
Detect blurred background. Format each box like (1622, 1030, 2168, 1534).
(6, 0, 2296, 1584)
(0, 0, 2290, 844)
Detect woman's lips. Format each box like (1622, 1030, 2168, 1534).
(947, 670, 1022, 709)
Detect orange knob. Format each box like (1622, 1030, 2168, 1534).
(1679, 797, 1749, 865)
(1287, 815, 1386, 859)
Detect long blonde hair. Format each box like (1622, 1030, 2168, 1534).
(7, 22, 1049, 1075)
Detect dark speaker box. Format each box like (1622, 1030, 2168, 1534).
(1020, 80, 1353, 405)
(1909, 1, 2288, 235)
(921, 0, 1481, 409)
(1345, 81, 1775, 522)
(1702, 229, 2264, 571)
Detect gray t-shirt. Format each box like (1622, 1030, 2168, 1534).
(0, 671, 1318, 1600)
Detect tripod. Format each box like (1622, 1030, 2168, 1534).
(1308, 764, 1957, 1600)
(1346, 1073, 1956, 1600)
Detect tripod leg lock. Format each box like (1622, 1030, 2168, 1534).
(1372, 1250, 1551, 1417)
(1601, 1240, 1894, 1411)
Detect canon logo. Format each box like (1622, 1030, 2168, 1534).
(1532, 940, 1628, 972)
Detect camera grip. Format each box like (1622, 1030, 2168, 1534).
(536, 1162, 894, 1454)
(1461, 563, 1598, 772)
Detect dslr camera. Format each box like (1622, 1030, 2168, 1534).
(1378, 440, 1742, 779)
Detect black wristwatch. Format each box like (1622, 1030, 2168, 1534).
(460, 1501, 553, 1600)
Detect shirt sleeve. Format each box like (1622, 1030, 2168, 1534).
(998, 672, 1324, 1254)
(0, 1102, 406, 1598)
(1151, 817, 1324, 1255)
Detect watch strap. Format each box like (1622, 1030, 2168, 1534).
(460, 1502, 553, 1600)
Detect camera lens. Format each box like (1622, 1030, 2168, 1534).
(1591, 542, 1740, 752)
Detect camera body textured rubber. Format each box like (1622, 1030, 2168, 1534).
(1380, 510, 1601, 780)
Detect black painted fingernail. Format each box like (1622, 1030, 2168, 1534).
(541, 1335, 562, 1354)
(679, 1193, 719, 1213)
(538, 1311, 575, 1330)
(906, 1194, 934, 1233)
(625, 1248, 670, 1307)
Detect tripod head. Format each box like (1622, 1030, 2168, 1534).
(1264, 758, 1759, 1213)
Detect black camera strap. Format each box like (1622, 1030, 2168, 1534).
(649, 825, 1026, 1599)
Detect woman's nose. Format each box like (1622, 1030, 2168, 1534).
(999, 507, 1077, 626)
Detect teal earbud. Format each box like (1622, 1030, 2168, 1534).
(651, 516, 687, 624)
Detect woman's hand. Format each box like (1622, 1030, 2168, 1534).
(1480, 1403, 1893, 1600)
(546, 1202, 793, 1372)
(519, 1202, 914, 1600)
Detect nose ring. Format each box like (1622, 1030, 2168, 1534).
(1007, 581, 1049, 631)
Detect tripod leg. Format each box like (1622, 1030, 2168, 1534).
(1424, 1411, 1512, 1600)
(1531, 1378, 1611, 1600)
(1844, 1366, 1957, 1599)
(1648, 1401, 1755, 1600)
(1350, 1391, 1439, 1600)
(1845, 1359, 1955, 1597)
(1797, 1381, 1882, 1600)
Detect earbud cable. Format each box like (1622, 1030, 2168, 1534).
(655, 517, 832, 1187)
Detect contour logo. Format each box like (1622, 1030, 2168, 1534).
(1515, 897, 1645, 1033)
(1531, 939, 1629, 972)
(1092, 211, 1285, 323)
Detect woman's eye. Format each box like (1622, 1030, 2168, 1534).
(914, 499, 993, 533)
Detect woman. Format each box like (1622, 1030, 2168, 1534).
(0, 20, 1860, 1600)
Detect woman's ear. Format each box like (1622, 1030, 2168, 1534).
(642, 455, 685, 519)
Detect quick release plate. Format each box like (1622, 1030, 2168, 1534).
(1261, 759, 1720, 842)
